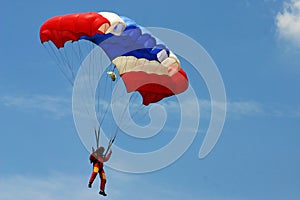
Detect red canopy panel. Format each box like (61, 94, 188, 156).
(121, 68, 188, 105)
(40, 12, 110, 48)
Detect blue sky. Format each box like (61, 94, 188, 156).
(1, 0, 300, 199)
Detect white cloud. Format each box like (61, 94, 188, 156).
(0, 172, 223, 200)
(0, 94, 71, 118)
(0, 172, 167, 200)
(2, 93, 296, 124)
(150, 98, 262, 121)
(0, 174, 93, 200)
(173, 98, 263, 119)
(276, 0, 300, 46)
(225, 100, 300, 119)
(226, 100, 264, 118)
(0, 172, 142, 200)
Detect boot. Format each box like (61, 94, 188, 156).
(99, 190, 107, 196)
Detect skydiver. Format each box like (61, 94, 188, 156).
(88, 146, 112, 196)
(107, 71, 116, 81)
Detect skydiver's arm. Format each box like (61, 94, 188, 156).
(96, 156, 104, 163)
(104, 149, 112, 162)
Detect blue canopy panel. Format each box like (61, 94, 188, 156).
(79, 16, 170, 62)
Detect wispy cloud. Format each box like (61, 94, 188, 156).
(226, 100, 263, 118)
(0, 172, 229, 200)
(197, 99, 300, 119)
(226, 99, 300, 119)
(1, 173, 94, 200)
(144, 98, 300, 120)
(0, 94, 71, 118)
(167, 98, 261, 120)
(2, 93, 298, 123)
(276, 0, 300, 46)
(0, 172, 163, 200)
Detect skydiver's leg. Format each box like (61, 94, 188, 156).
(88, 163, 100, 187)
(99, 169, 107, 196)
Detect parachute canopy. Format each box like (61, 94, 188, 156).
(40, 11, 188, 105)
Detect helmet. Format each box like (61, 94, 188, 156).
(96, 146, 105, 154)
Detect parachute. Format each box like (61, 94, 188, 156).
(40, 11, 188, 105)
(40, 11, 189, 151)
